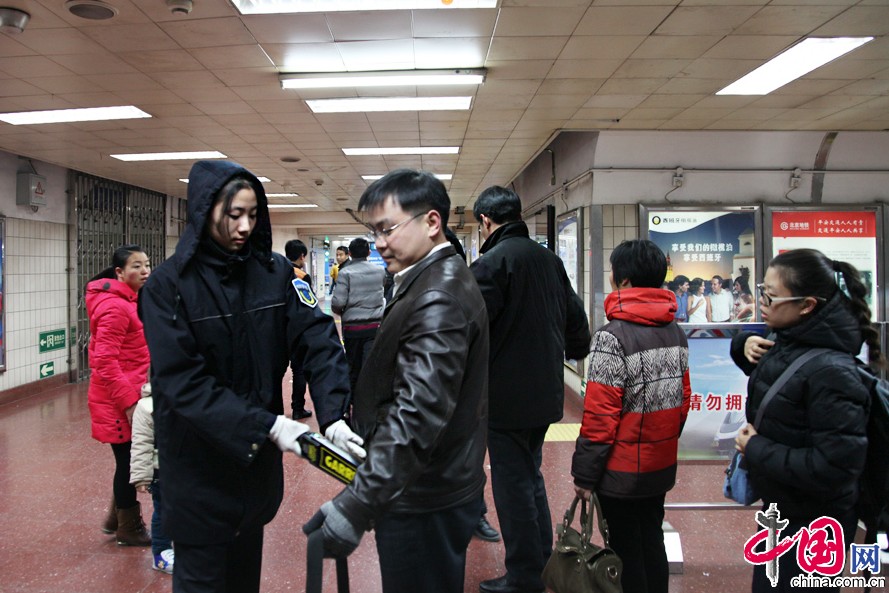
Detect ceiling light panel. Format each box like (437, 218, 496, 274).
(0, 106, 151, 125)
(114, 151, 226, 162)
(232, 0, 497, 14)
(362, 174, 452, 181)
(307, 97, 472, 113)
(717, 37, 874, 96)
(343, 147, 460, 156)
(267, 204, 318, 209)
(281, 69, 486, 90)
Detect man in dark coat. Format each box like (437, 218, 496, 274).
(307, 169, 490, 593)
(139, 160, 364, 593)
(471, 186, 591, 593)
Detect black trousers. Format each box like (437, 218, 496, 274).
(597, 493, 668, 593)
(110, 441, 137, 509)
(488, 426, 552, 589)
(289, 355, 307, 414)
(173, 527, 263, 593)
(342, 326, 377, 396)
(375, 498, 481, 593)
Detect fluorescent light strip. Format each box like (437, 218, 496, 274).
(0, 105, 151, 125)
(232, 0, 496, 14)
(181, 176, 275, 184)
(114, 151, 226, 162)
(267, 193, 300, 198)
(307, 97, 471, 114)
(267, 204, 318, 209)
(343, 147, 459, 156)
(363, 174, 452, 181)
(281, 71, 485, 90)
(717, 37, 874, 96)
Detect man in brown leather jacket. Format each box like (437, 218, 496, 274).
(307, 169, 490, 593)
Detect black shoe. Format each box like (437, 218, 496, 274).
(293, 408, 313, 420)
(474, 516, 501, 542)
(479, 575, 543, 593)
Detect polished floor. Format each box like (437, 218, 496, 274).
(0, 350, 880, 592)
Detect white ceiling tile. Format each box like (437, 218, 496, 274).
(327, 11, 412, 41)
(159, 17, 257, 49)
(701, 36, 798, 60)
(80, 23, 179, 52)
(680, 58, 763, 80)
(548, 60, 623, 79)
(50, 52, 137, 76)
(560, 36, 645, 60)
(575, 6, 675, 36)
(0, 56, 74, 78)
(242, 14, 333, 43)
(414, 38, 488, 68)
(0, 34, 37, 57)
(412, 9, 498, 38)
(189, 45, 274, 70)
(496, 7, 590, 36)
(337, 40, 416, 70)
(484, 60, 554, 79)
(83, 72, 164, 92)
(597, 78, 668, 94)
(13, 28, 107, 55)
(265, 44, 346, 72)
(733, 6, 847, 36)
(812, 6, 889, 36)
(631, 36, 721, 60)
(611, 59, 691, 78)
(489, 37, 569, 61)
(118, 50, 206, 73)
(215, 68, 280, 88)
(654, 6, 762, 37)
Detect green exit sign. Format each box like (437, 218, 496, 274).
(39, 329, 66, 353)
(39, 361, 54, 379)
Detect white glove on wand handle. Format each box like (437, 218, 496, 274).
(269, 415, 310, 455)
(325, 420, 367, 460)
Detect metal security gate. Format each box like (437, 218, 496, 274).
(73, 171, 166, 382)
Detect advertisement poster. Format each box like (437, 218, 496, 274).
(647, 210, 757, 322)
(771, 210, 878, 315)
(680, 334, 753, 460)
(557, 212, 579, 294)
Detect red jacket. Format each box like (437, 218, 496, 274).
(572, 287, 691, 498)
(86, 279, 149, 443)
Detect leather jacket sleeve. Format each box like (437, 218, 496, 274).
(332, 288, 473, 530)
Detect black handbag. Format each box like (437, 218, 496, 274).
(542, 494, 623, 593)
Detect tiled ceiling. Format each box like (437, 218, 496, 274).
(0, 0, 887, 215)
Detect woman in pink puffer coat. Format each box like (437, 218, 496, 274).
(86, 244, 151, 547)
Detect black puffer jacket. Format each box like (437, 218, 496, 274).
(470, 222, 590, 429)
(730, 292, 869, 520)
(140, 160, 350, 545)
(334, 246, 489, 529)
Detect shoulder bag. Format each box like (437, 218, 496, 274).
(542, 493, 623, 593)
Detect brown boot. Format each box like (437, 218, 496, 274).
(115, 503, 151, 547)
(102, 497, 117, 534)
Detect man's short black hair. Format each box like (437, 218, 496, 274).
(473, 185, 522, 225)
(349, 237, 370, 258)
(285, 239, 307, 261)
(358, 169, 449, 227)
(674, 274, 690, 285)
(336, 245, 349, 256)
(610, 239, 667, 289)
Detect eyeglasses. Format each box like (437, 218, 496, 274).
(756, 283, 824, 307)
(365, 211, 425, 239)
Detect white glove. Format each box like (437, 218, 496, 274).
(269, 415, 310, 455)
(325, 420, 367, 460)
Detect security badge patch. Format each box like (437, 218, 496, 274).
(292, 278, 317, 308)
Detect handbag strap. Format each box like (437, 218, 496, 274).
(753, 348, 831, 429)
(561, 494, 612, 547)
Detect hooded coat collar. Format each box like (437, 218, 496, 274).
(172, 160, 271, 273)
(479, 221, 529, 254)
(776, 291, 863, 354)
(605, 287, 678, 326)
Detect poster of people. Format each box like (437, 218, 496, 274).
(771, 210, 878, 318)
(646, 209, 758, 323)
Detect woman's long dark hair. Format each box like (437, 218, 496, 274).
(88, 244, 145, 284)
(770, 248, 883, 368)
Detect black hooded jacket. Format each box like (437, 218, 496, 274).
(139, 160, 350, 545)
(730, 292, 869, 520)
(470, 221, 591, 429)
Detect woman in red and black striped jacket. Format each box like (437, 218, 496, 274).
(572, 239, 691, 593)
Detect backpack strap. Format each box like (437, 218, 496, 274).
(754, 348, 833, 429)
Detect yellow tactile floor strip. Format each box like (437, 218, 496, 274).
(545, 423, 580, 442)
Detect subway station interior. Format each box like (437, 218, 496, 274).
(1, 1, 889, 591)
